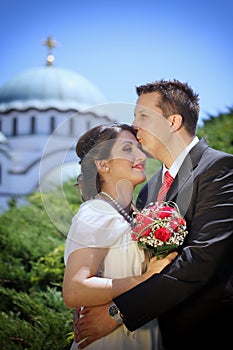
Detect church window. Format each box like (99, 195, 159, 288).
(70, 117, 74, 135)
(50, 116, 55, 133)
(13, 117, 17, 136)
(31, 116, 36, 134)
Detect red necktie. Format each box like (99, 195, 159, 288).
(157, 171, 174, 202)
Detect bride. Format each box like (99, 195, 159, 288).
(63, 122, 177, 350)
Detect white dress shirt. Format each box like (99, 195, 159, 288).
(162, 136, 199, 180)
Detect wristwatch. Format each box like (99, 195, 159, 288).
(108, 303, 123, 324)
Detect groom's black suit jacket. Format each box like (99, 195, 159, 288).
(114, 139, 233, 349)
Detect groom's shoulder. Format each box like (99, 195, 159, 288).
(193, 138, 233, 167)
(201, 144, 233, 166)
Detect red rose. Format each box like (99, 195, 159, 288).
(154, 227, 172, 242)
(157, 206, 175, 219)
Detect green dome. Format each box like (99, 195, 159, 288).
(0, 66, 107, 112)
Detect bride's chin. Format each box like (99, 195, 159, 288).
(137, 174, 147, 184)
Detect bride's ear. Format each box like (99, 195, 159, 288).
(95, 160, 110, 174)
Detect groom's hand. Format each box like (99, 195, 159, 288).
(75, 303, 120, 348)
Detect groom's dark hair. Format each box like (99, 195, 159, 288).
(136, 79, 200, 136)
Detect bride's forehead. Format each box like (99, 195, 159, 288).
(114, 137, 137, 148)
(117, 130, 136, 140)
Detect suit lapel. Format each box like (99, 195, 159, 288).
(166, 138, 209, 202)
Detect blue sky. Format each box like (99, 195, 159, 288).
(1, 0, 233, 125)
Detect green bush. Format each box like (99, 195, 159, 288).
(197, 108, 233, 154)
(0, 188, 76, 349)
(0, 286, 73, 350)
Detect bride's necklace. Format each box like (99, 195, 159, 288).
(100, 191, 133, 224)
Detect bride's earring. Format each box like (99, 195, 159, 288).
(105, 166, 110, 172)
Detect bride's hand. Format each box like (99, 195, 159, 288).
(146, 251, 178, 276)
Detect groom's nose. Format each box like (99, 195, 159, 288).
(132, 116, 140, 129)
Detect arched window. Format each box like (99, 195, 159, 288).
(31, 116, 36, 134)
(50, 116, 55, 133)
(13, 117, 17, 136)
(70, 117, 74, 135)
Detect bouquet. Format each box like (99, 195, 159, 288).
(131, 201, 188, 258)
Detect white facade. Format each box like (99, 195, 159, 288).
(0, 66, 114, 212)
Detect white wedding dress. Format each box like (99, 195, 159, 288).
(64, 199, 163, 350)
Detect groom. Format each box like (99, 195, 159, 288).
(74, 79, 233, 349)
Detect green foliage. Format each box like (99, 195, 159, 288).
(197, 108, 233, 154)
(0, 286, 73, 350)
(30, 244, 65, 291)
(0, 190, 76, 349)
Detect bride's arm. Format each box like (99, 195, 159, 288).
(63, 247, 177, 308)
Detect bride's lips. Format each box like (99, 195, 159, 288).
(133, 163, 145, 171)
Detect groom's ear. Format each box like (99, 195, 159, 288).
(168, 114, 183, 131)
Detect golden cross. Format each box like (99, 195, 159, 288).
(43, 36, 58, 66)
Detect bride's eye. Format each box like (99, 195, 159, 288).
(122, 144, 133, 153)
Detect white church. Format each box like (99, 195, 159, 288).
(0, 37, 115, 212)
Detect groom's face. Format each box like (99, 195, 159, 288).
(132, 92, 171, 160)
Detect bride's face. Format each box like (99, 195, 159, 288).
(106, 130, 147, 187)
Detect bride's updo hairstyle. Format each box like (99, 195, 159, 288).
(76, 122, 136, 200)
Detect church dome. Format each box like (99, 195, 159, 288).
(0, 66, 107, 112)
